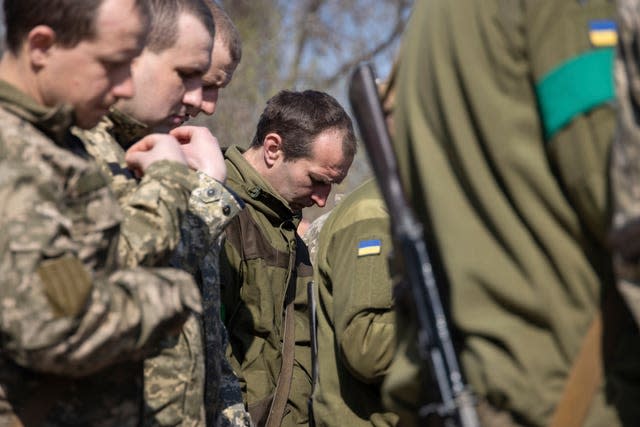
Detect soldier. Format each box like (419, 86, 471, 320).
(311, 178, 398, 427)
(383, 0, 640, 426)
(72, 1, 250, 426)
(610, 0, 640, 327)
(173, 2, 251, 426)
(0, 0, 204, 426)
(198, 1, 242, 117)
(220, 89, 357, 427)
(189, 0, 251, 426)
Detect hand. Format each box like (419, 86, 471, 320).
(170, 126, 226, 182)
(125, 134, 187, 177)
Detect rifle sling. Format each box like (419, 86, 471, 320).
(547, 311, 602, 427)
(548, 287, 622, 427)
(266, 285, 296, 427)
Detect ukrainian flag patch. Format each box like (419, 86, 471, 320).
(588, 20, 618, 47)
(358, 239, 382, 257)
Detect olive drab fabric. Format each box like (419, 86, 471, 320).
(312, 179, 398, 427)
(0, 80, 201, 426)
(383, 0, 640, 426)
(74, 111, 249, 427)
(220, 145, 313, 427)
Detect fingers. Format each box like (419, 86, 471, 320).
(125, 134, 187, 175)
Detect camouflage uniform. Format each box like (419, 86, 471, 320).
(74, 110, 251, 427)
(0, 80, 201, 426)
(300, 211, 331, 265)
(610, 0, 640, 327)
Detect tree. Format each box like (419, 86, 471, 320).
(193, 0, 415, 220)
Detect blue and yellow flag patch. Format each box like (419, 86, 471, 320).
(358, 239, 381, 257)
(588, 20, 618, 47)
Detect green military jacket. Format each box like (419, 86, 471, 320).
(74, 111, 249, 427)
(312, 179, 398, 427)
(0, 81, 201, 426)
(384, 0, 640, 426)
(220, 146, 313, 427)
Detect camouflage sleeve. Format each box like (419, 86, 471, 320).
(610, 0, 640, 326)
(301, 211, 331, 265)
(0, 162, 201, 377)
(143, 314, 207, 427)
(328, 215, 396, 383)
(171, 171, 243, 276)
(117, 160, 199, 268)
(217, 325, 253, 427)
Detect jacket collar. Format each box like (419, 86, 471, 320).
(225, 145, 302, 227)
(0, 80, 74, 144)
(108, 107, 150, 149)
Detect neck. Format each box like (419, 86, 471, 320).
(0, 50, 43, 105)
(242, 146, 268, 175)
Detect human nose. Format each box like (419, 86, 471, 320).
(199, 87, 219, 116)
(183, 84, 204, 113)
(311, 184, 331, 207)
(111, 66, 135, 100)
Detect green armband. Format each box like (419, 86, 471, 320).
(536, 48, 615, 140)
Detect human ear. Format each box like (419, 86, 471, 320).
(27, 25, 56, 67)
(263, 133, 283, 167)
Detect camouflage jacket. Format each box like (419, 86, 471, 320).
(611, 0, 640, 328)
(74, 110, 250, 427)
(0, 81, 201, 426)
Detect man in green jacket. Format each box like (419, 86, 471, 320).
(220, 89, 357, 427)
(312, 178, 398, 427)
(383, 0, 640, 426)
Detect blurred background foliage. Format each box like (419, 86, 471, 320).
(0, 0, 414, 222)
(191, 0, 414, 221)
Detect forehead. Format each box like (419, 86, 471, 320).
(90, 0, 145, 55)
(158, 12, 213, 70)
(203, 42, 236, 86)
(306, 128, 352, 182)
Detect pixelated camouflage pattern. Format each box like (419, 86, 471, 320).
(171, 171, 251, 427)
(301, 211, 331, 265)
(73, 110, 199, 268)
(143, 313, 207, 427)
(77, 110, 249, 426)
(611, 0, 640, 325)
(0, 80, 201, 426)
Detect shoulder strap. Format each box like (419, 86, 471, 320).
(547, 311, 602, 427)
(548, 286, 624, 427)
(265, 282, 296, 427)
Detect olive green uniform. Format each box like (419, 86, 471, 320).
(220, 146, 313, 427)
(384, 0, 640, 426)
(312, 179, 398, 427)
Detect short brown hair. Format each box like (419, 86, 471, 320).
(251, 90, 357, 161)
(146, 0, 215, 53)
(4, 0, 150, 54)
(205, 1, 242, 64)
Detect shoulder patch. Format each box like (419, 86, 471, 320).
(588, 19, 617, 47)
(358, 239, 382, 257)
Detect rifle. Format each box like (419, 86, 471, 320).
(348, 63, 480, 427)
